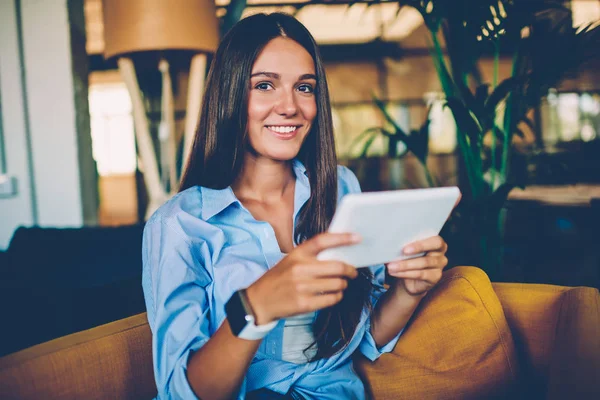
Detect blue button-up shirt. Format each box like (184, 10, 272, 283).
(142, 160, 402, 399)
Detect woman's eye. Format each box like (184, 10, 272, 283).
(255, 82, 273, 91)
(297, 84, 314, 94)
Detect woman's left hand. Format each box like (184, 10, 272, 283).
(386, 236, 448, 296)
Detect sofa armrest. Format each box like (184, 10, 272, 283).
(0, 313, 157, 400)
(545, 285, 600, 400)
(492, 283, 600, 399)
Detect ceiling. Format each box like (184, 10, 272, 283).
(84, 0, 600, 56)
(84, 0, 424, 55)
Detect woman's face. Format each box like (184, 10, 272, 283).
(247, 37, 317, 162)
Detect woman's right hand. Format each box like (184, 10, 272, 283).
(245, 232, 361, 325)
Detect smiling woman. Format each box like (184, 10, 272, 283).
(143, 12, 450, 400)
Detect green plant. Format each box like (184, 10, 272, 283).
(351, 98, 435, 187)
(374, 0, 600, 277)
(221, 0, 248, 36)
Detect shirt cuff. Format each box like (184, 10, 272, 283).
(359, 323, 404, 362)
(358, 291, 404, 362)
(167, 339, 213, 400)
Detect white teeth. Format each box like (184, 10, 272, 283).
(268, 126, 297, 134)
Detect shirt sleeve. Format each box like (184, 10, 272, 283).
(337, 165, 362, 199)
(142, 217, 214, 399)
(337, 165, 404, 360)
(358, 264, 404, 361)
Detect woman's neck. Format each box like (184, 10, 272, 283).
(232, 155, 295, 203)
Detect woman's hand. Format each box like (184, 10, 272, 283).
(386, 236, 448, 296)
(246, 233, 360, 325)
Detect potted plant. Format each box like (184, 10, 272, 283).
(368, 0, 600, 278)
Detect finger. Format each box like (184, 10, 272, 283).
(403, 236, 447, 255)
(298, 261, 358, 280)
(306, 291, 344, 311)
(387, 255, 447, 273)
(388, 268, 442, 282)
(300, 232, 361, 256)
(300, 278, 349, 295)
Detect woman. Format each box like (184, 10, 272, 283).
(142, 13, 449, 400)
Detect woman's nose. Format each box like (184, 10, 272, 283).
(274, 90, 298, 117)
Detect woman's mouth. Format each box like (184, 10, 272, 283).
(266, 125, 300, 140)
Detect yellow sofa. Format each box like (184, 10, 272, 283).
(1, 267, 598, 399)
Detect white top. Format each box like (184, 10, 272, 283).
(281, 311, 317, 364)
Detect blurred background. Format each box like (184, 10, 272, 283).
(0, 0, 599, 356)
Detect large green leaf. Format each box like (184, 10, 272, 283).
(488, 182, 523, 222)
(444, 97, 483, 149)
(349, 127, 386, 156)
(372, 96, 411, 144)
(360, 133, 380, 158)
(414, 117, 431, 162)
(475, 84, 490, 107)
(221, 0, 247, 36)
(367, 95, 433, 164)
(485, 77, 519, 116)
(454, 80, 483, 122)
(519, 115, 536, 133)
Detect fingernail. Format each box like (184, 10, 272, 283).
(404, 246, 415, 254)
(387, 261, 400, 272)
(351, 233, 362, 243)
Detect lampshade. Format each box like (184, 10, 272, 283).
(102, 0, 220, 59)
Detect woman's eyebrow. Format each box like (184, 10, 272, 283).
(250, 71, 280, 79)
(299, 73, 317, 81)
(250, 72, 317, 81)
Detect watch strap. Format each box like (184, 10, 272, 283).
(226, 289, 277, 340)
(237, 317, 278, 340)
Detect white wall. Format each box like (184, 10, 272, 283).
(0, 0, 88, 249)
(0, 0, 35, 249)
(20, 0, 83, 227)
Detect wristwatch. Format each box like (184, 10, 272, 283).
(225, 289, 277, 340)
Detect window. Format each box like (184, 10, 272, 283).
(542, 90, 600, 144)
(425, 93, 457, 154)
(88, 82, 137, 176)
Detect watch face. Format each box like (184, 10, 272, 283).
(225, 291, 250, 336)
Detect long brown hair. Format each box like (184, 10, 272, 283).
(179, 13, 373, 360)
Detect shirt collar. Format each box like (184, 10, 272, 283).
(200, 186, 239, 221)
(292, 158, 309, 182)
(292, 159, 311, 219)
(200, 159, 310, 221)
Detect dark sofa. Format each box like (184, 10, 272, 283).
(0, 224, 146, 356)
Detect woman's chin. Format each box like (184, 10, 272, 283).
(265, 148, 301, 162)
(271, 153, 299, 162)
(247, 140, 304, 162)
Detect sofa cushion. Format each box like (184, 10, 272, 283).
(545, 286, 600, 400)
(492, 282, 570, 397)
(0, 313, 157, 400)
(355, 266, 521, 399)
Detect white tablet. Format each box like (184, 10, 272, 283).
(317, 186, 461, 268)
